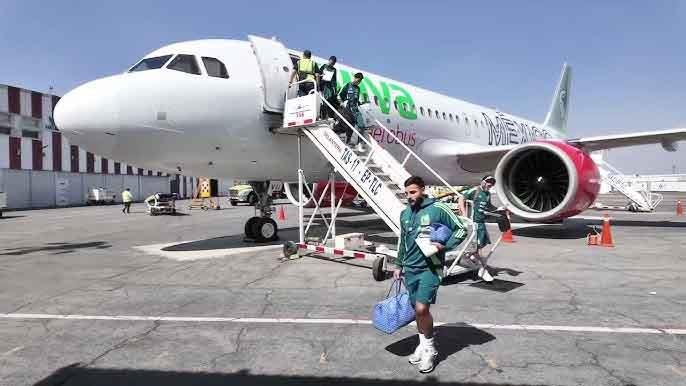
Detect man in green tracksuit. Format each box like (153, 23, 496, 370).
(459, 175, 502, 282)
(393, 176, 468, 373)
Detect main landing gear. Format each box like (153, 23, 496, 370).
(243, 181, 279, 243)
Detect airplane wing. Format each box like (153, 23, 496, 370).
(567, 128, 686, 152)
(422, 128, 686, 173)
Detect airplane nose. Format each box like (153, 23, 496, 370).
(54, 75, 122, 134)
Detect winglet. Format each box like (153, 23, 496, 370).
(543, 63, 572, 134)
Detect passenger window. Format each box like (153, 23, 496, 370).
(167, 54, 201, 75)
(427, 108, 432, 116)
(435, 110, 440, 119)
(129, 55, 173, 72)
(449, 114, 453, 122)
(202, 57, 229, 78)
(374, 96, 379, 106)
(420, 107, 425, 116)
(455, 115, 459, 123)
(394, 100, 398, 111)
(442, 112, 446, 120)
(403, 102, 409, 112)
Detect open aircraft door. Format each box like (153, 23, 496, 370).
(248, 35, 292, 113)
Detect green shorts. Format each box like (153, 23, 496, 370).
(404, 268, 441, 306)
(476, 222, 491, 249)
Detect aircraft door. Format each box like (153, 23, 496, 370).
(248, 35, 292, 113)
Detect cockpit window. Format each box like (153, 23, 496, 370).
(167, 54, 201, 75)
(202, 57, 229, 79)
(129, 55, 173, 72)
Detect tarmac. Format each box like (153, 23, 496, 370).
(0, 192, 685, 386)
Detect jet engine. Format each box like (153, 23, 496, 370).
(494, 141, 600, 222)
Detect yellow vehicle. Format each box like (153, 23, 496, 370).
(229, 184, 258, 206)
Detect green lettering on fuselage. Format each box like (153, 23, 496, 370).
(318, 63, 417, 120)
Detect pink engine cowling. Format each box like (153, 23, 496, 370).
(494, 140, 600, 222)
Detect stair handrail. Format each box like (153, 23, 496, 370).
(367, 113, 466, 202)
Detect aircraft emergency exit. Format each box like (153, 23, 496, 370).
(54, 35, 686, 240)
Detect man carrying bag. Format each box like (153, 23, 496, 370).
(390, 176, 468, 373)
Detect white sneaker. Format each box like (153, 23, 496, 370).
(408, 343, 424, 365)
(417, 346, 438, 373)
(478, 267, 494, 282)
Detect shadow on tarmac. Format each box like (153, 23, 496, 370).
(386, 324, 497, 371)
(511, 223, 592, 240)
(0, 241, 110, 256)
(34, 363, 553, 386)
(161, 227, 304, 251)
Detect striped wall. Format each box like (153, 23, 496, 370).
(0, 84, 229, 207)
(0, 83, 172, 178)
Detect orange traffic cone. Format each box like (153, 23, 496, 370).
(277, 206, 286, 221)
(677, 200, 684, 216)
(600, 214, 614, 247)
(501, 210, 515, 243)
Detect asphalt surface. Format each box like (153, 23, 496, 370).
(0, 193, 685, 386)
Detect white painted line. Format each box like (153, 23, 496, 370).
(1, 313, 684, 335)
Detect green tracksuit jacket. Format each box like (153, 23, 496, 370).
(397, 196, 468, 271)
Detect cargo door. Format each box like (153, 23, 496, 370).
(248, 35, 292, 113)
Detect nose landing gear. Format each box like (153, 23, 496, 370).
(243, 181, 280, 243)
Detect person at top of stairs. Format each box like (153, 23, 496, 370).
(319, 55, 338, 120)
(289, 49, 319, 97)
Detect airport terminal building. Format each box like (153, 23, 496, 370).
(0, 83, 204, 209)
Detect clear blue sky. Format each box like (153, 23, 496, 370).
(2, 1, 684, 173)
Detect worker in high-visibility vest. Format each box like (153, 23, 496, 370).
(289, 50, 319, 97)
(121, 188, 134, 214)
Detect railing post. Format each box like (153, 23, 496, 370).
(297, 134, 304, 244)
(330, 168, 336, 240)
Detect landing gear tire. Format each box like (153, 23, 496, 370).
(251, 218, 278, 243)
(245, 216, 261, 239)
(230, 200, 238, 206)
(248, 192, 258, 206)
(372, 256, 386, 281)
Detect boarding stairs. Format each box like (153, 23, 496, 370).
(274, 80, 478, 280)
(592, 153, 663, 211)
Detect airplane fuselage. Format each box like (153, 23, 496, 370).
(56, 38, 563, 186)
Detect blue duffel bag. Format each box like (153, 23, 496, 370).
(373, 279, 416, 334)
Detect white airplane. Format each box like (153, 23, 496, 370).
(55, 35, 686, 241)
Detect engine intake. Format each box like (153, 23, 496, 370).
(495, 141, 600, 221)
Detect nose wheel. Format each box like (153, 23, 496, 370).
(244, 217, 279, 243)
(243, 181, 280, 243)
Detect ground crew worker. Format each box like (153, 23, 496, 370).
(319, 56, 338, 119)
(458, 175, 502, 282)
(121, 188, 133, 214)
(338, 72, 365, 145)
(289, 50, 319, 96)
(393, 176, 468, 373)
